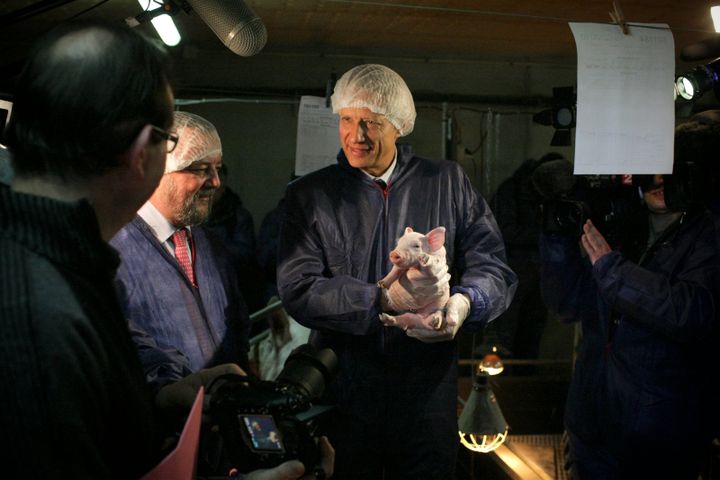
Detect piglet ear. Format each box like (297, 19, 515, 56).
(426, 226, 446, 252)
(404, 226, 414, 234)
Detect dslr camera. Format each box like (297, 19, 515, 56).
(210, 344, 338, 478)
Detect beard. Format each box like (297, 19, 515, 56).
(179, 188, 215, 226)
(167, 178, 215, 226)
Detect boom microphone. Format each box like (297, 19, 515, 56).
(185, 0, 267, 57)
(531, 157, 576, 199)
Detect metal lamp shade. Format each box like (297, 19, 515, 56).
(458, 374, 509, 453)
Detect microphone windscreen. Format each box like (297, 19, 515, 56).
(531, 158, 576, 198)
(680, 37, 720, 62)
(186, 0, 267, 57)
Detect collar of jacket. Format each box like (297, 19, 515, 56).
(0, 183, 120, 274)
(336, 143, 415, 182)
(638, 208, 708, 265)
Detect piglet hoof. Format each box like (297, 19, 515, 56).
(430, 311, 445, 330)
(379, 313, 397, 326)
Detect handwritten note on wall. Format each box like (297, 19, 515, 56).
(569, 23, 675, 174)
(295, 96, 340, 177)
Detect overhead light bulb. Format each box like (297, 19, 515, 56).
(712, 6, 720, 33)
(479, 350, 504, 376)
(137, 0, 181, 47)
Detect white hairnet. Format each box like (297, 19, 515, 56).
(330, 64, 416, 137)
(165, 111, 222, 173)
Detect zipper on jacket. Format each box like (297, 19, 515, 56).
(375, 178, 391, 351)
(605, 212, 686, 356)
(604, 310, 620, 356)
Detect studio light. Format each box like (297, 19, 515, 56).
(458, 354, 509, 454)
(130, 0, 182, 47)
(675, 59, 720, 101)
(551, 129, 573, 147)
(533, 86, 576, 147)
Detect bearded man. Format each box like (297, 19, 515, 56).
(111, 111, 251, 389)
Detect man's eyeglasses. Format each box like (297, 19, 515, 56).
(150, 125, 179, 153)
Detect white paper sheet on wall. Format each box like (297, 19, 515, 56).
(569, 22, 675, 174)
(294, 95, 340, 177)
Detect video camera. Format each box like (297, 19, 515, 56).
(538, 173, 646, 252)
(210, 344, 338, 478)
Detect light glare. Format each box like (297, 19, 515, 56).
(137, 0, 181, 47)
(151, 15, 181, 46)
(676, 76, 695, 100)
(712, 6, 720, 33)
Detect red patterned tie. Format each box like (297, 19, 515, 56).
(172, 228, 197, 287)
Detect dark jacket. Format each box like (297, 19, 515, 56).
(204, 187, 267, 312)
(540, 210, 720, 452)
(490, 158, 544, 262)
(277, 144, 516, 478)
(0, 184, 161, 478)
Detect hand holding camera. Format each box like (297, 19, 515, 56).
(211, 345, 338, 479)
(155, 362, 246, 412)
(244, 436, 335, 480)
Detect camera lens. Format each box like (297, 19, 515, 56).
(276, 345, 338, 400)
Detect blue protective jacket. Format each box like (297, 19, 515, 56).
(277, 144, 516, 478)
(111, 216, 250, 388)
(540, 210, 720, 454)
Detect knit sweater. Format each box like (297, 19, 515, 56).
(0, 184, 161, 479)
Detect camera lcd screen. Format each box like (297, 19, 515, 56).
(238, 414, 285, 454)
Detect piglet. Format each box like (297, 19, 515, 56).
(378, 226, 451, 331)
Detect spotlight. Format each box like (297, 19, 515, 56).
(458, 354, 509, 453)
(551, 129, 573, 147)
(533, 86, 576, 147)
(126, 0, 182, 47)
(675, 59, 720, 101)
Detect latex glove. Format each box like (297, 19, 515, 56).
(245, 436, 335, 480)
(155, 363, 245, 411)
(380, 286, 402, 312)
(406, 293, 470, 343)
(380, 265, 451, 312)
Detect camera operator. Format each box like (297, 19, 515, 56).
(540, 115, 720, 479)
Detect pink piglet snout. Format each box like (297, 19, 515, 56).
(389, 250, 402, 264)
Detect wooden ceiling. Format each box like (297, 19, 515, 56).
(0, 0, 718, 90)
